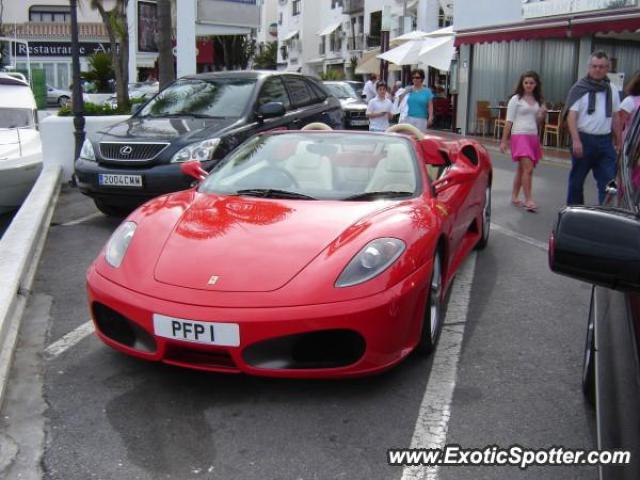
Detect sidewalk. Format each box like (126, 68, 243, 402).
(432, 129, 572, 166)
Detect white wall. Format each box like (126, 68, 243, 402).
(1, 0, 106, 23)
(453, 0, 522, 30)
(40, 115, 130, 182)
(257, 0, 278, 45)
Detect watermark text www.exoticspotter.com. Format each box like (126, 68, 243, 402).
(388, 445, 631, 469)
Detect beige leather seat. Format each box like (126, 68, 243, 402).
(365, 144, 416, 192)
(285, 142, 333, 189)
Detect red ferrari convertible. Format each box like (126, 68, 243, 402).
(87, 124, 492, 378)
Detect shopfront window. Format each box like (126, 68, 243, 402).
(42, 63, 56, 87)
(57, 63, 70, 90)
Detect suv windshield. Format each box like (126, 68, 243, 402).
(325, 83, 358, 100)
(138, 78, 256, 118)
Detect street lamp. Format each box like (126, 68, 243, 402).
(70, 0, 85, 167)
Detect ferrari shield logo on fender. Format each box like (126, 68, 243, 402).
(207, 275, 220, 285)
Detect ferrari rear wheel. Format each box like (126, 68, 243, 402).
(475, 185, 491, 250)
(417, 250, 443, 355)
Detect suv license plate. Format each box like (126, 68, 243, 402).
(98, 174, 143, 187)
(153, 314, 240, 347)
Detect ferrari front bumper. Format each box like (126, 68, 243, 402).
(87, 261, 432, 379)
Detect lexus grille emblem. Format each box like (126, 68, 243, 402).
(119, 145, 133, 156)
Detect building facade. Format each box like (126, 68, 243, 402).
(1, 0, 110, 89)
(453, 0, 640, 134)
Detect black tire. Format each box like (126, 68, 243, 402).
(94, 199, 132, 218)
(582, 291, 596, 406)
(58, 95, 70, 107)
(416, 250, 443, 355)
(475, 184, 491, 250)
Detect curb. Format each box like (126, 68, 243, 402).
(0, 165, 61, 410)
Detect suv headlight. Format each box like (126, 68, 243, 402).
(170, 138, 220, 163)
(105, 221, 137, 268)
(79, 139, 96, 161)
(335, 238, 406, 287)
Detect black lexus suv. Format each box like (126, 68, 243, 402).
(75, 71, 344, 216)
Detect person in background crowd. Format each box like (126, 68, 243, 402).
(363, 73, 378, 103)
(618, 71, 640, 145)
(399, 69, 434, 132)
(366, 81, 394, 132)
(564, 50, 621, 205)
(500, 71, 547, 212)
(391, 81, 408, 123)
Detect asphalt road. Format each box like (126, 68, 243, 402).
(1, 152, 602, 480)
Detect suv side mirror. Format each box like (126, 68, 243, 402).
(258, 102, 286, 120)
(549, 206, 640, 291)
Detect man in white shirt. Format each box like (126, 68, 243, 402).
(363, 73, 378, 103)
(366, 81, 394, 132)
(565, 50, 621, 205)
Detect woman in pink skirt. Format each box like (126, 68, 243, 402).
(500, 71, 547, 212)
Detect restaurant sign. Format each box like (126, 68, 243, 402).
(523, 0, 637, 18)
(14, 41, 118, 57)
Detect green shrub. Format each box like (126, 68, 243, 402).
(57, 102, 130, 116)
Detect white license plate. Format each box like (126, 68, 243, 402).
(350, 119, 368, 126)
(153, 314, 240, 347)
(98, 174, 143, 187)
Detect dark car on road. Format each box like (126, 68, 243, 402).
(549, 110, 640, 480)
(323, 81, 368, 129)
(75, 71, 344, 216)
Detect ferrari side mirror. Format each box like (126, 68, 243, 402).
(180, 160, 208, 181)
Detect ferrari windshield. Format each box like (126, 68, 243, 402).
(199, 132, 420, 201)
(138, 78, 256, 118)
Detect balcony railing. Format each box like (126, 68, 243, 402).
(366, 35, 380, 48)
(342, 0, 364, 14)
(347, 34, 364, 51)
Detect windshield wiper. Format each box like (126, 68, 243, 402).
(343, 191, 414, 201)
(234, 189, 316, 200)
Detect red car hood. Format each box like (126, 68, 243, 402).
(153, 194, 388, 292)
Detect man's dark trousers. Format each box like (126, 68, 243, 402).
(567, 132, 617, 205)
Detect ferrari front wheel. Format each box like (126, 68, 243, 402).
(417, 250, 443, 355)
(475, 184, 491, 250)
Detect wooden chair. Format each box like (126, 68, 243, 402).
(493, 101, 507, 139)
(543, 109, 563, 147)
(475, 101, 492, 136)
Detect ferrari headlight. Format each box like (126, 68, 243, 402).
(335, 238, 406, 288)
(105, 221, 137, 268)
(170, 138, 220, 163)
(79, 139, 96, 162)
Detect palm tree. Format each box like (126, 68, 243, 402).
(156, 0, 175, 89)
(89, 0, 130, 111)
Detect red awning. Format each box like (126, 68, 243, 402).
(571, 13, 640, 37)
(455, 24, 568, 46)
(454, 9, 640, 47)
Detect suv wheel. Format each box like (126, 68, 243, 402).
(94, 199, 131, 218)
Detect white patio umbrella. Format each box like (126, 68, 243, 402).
(389, 30, 429, 46)
(376, 39, 425, 66)
(424, 25, 454, 37)
(417, 35, 455, 71)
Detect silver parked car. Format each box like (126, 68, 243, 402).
(47, 84, 71, 107)
(323, 81, 369, 129)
